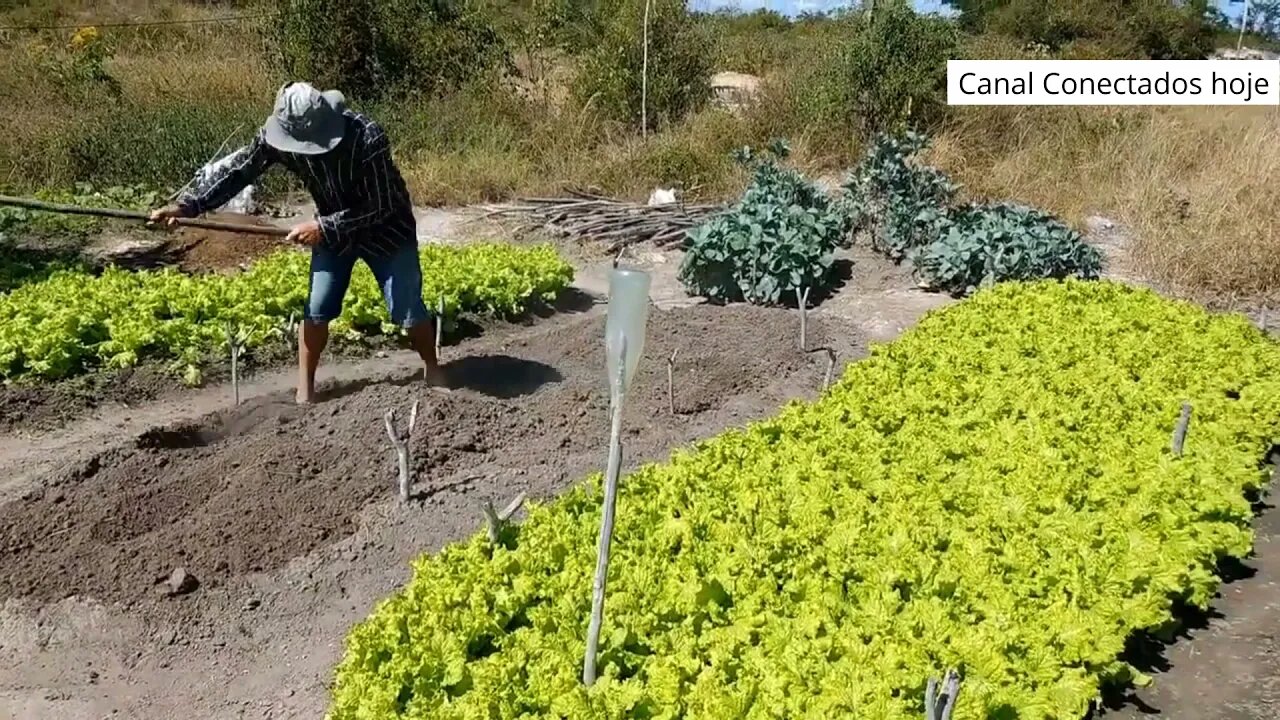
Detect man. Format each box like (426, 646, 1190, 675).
(151, 81, 444, 404)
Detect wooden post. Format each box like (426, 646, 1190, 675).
(1171, 402, 1192, 457)
(384, 400, 420, 502)
(666, 348, 678, 415)
(435, 296, 444, 359)
(225, 322, 246, 406)
(583, 338, 628, 686)
(641, 0, 651, 138)
(1239, 0, 1251, 52)
(796, 286, 812, 351)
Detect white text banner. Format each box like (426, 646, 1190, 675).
(947, 60, 1280, 106)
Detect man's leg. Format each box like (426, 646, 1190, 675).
(300, 245, 355, 403)
(365, 243, 446, 387)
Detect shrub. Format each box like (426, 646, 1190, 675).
(916, 202, 1103, 295)
(271, 0, 508, 101)
(679, 141, 847, 304)
(811, 3, 958, 137)
(37, 26, 122, 98)
(843, 131, 957, 261)
(327, 279, 1280, 719)
(951, 0, 1215, 59)
(573, 0, 712, 129)
(844, 131, 1104, 295)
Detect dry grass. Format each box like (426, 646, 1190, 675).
(3, 3, 1278, 298)
(931, 106, 1280, 300)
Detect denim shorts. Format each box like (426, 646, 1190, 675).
(305, 242, 431, 327)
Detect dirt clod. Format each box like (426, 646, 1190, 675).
(164, 568, 199, 597)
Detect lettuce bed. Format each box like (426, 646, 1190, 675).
(0, 243, 574, 383)
(329, 280, 1280, 720)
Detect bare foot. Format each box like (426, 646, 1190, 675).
(296, 389, 316, 405)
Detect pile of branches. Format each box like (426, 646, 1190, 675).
(478, 190, 724, 252)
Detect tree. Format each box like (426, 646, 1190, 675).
(943, 0, 1214, 58)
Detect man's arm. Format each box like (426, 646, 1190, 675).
(315, 130, 399, 248)
(175, 134, 275, 217)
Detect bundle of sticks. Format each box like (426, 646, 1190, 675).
(478, 189, 724, 252)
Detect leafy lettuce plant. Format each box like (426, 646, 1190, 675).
(679, 140, 849, 305)
(328, 279, 1280, 720)
(0, 242, 573, 384)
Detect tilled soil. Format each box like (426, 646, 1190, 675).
(0, 337, 374, 435)
(0, 304, 858, 613)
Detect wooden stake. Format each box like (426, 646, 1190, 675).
(584, 338, 628, 686)
(1260, 306, 1268, 332)
(806, 346, 837, 390)
(384, 400, 421, 502)
(641, 0, 651, 137)
(1239, 0, 1251, 52)
(482, 492, 528, 544)
(666, 348, 679, 415)
(284, 313, 299, 353)
(925, 670, 962, 720)
(225, 322, 247, 406)
(1171, 402, 1192, 457)
(796, 286, 812, 352)
(435, 296, 444, 359)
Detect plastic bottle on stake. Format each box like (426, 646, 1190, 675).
(605, 267, 652, 400)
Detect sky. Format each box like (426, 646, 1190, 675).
(688, 0, 1249, 22)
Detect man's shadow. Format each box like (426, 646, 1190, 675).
(439, 354, 563, 398)
(316, 354, 562, 402)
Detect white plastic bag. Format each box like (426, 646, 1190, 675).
(191, 148, 258, 215)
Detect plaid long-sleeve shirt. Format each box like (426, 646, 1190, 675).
(177, 111, 417, 257)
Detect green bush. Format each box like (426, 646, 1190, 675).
(679, 141, 847, 305)
(843, 131, 956, 261)
(916, 202, 1103, 295)
(812, 3, 958, 137)
(271, 0, 508, 101)
(573, 0, 712, 129)
(844, 132, 1103, 294)
(948, 0, 1215, 59)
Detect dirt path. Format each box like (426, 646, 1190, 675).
(1096, 501, 1280, 720)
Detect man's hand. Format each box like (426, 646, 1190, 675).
(287, 220, 323, 247)
(147, 205, 186, 228)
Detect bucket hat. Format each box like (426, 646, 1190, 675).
(262, 82, 348, 155)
